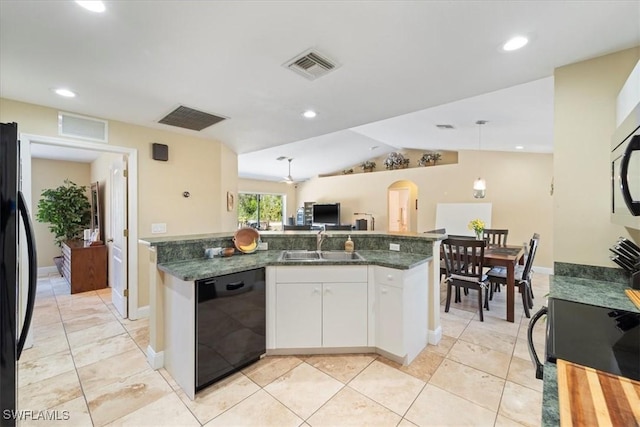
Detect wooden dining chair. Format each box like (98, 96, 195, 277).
(483, 229, 509, 246)
(441, 238, 490, 321)
(486, 233, 540, 318)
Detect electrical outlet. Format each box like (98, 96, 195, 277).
(151, 223, 167, 234)
(257, 241, 268, 250)
(389, 243, 400, 251)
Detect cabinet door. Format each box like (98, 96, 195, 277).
(322, 282, 368, 347)
(376, 283, 404, 357)
(275, 283, 322, 348)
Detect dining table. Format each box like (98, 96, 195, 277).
(483, 244, 526, 322)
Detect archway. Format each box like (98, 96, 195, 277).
(387, 180, 418, 232)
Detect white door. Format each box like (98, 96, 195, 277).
(110, 155, 128, 318)
(388, 188, 409, 232)
(322, 282, 368, 347)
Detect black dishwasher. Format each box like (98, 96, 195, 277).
(195, 267, 265, 391)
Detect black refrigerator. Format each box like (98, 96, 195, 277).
(1, 122, 38, 425)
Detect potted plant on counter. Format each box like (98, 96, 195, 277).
(360, 161, 376, 172)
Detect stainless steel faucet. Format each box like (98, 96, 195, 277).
(316, 226, 328, 252)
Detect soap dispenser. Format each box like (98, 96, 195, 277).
(345, 235, 354, 252)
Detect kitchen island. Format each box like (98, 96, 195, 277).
(140, 231, 443, 399)
(541, 275, 639, 426)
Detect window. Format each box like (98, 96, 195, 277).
(237, 192, 285, 230)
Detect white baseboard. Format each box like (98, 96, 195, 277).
(38, 266, 59, 277)
(146, 345, 164, 370)
(533, 266, 553, 275)
(428, 326, 442, 345)
(135, 305, 150, 319)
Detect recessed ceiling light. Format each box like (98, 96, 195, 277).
(54, 88, 77, 98)
(515, 145, 524, 150)
(75, 1, 106, 13)
(503, 36, 528, 51)
(302, 110, 317, 119)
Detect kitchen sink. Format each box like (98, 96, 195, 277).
(278, 250, 364, 262)
(319, 251, 364, 261)
(279, 250, 320, 261)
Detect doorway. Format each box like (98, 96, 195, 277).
(387, 180, 418, 232)
(19, 133, 141, 319)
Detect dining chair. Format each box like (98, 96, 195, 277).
(441, 238, 490, 321)
(486, 233, 540, 318)
(483, 229, 509, 246)
(482, 229, 509, 294)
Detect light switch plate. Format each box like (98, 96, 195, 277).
(389, 243, 400, 251)
(151, 223, 167, 234)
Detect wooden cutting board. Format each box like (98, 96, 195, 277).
(625, 289, 640, 310)
(557, 359, 640, 426)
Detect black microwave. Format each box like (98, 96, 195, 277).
(611, 105, 640, 229)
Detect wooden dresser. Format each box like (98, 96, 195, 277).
(61, 240, 108, 294)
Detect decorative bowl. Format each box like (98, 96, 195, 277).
(233, 227, 260, 254)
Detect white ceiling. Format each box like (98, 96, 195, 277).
(1, 1, 639, 181)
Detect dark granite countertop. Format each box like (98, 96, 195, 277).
(542, 275, 639, 426)
(158, 250, 432, 281)
(549, 275, 639, 313)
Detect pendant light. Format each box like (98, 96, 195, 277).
(473, 120, 487, 199)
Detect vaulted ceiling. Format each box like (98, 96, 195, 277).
(2, 1, 638, 180)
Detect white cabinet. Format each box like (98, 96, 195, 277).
(272, 266, 368, 349)
(374, 264, 428, 365)
(323, 282, 368, 347)
(275, 282, 322, 348)
(267, 262, 429, 365)
(376, 282, 403, 357)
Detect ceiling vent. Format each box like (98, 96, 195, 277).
(436, 124, 455, 129)
(284, 49, 339, 81)
(158, 105, 227, 131)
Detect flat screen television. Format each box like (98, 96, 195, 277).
(313, 203, 340, 225)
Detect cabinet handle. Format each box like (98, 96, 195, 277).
(325, 287, 331, 293)
(313, 287, 320, 294)
(387, 275, 393, 280)
(381, 287, 388, 294)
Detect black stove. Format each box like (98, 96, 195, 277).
(545, 298, 640, 380)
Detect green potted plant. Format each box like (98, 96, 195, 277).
(360, 161, 376, 172)
(36, 179, 91, 248)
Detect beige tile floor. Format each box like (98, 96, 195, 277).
(18, 271, 548, 426)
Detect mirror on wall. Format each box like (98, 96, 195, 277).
(90, 181, 101, 242)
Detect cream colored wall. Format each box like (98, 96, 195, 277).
(220, 144, 239, 231)
(554, 47, 640, 267)
(31, 158, 92, 268)
(238, 178, 298, 221)
(2, 98, 238, 310)
(297, 150, 554, 268)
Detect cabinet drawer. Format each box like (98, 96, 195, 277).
(374, 266, 404, 288)
(276, 265, 367, 283)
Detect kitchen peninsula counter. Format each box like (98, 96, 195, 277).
(542, 275, 639, 426)
(157, 249, 432, 281)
